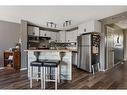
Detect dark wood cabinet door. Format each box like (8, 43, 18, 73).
(13, 51, 21, 70)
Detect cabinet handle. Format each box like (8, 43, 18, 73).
(84, 29, 86, 32)
(33, 32, 35, 35)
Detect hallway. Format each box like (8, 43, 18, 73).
(0, 62, 127, 89)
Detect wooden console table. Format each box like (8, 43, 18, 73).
(4, 50, 21, 70)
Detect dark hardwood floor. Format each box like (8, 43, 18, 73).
(0, 62, 127, 89)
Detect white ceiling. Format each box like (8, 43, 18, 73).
(0, 6, 127, 28)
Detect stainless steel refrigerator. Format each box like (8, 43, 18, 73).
(77, 33, 100, 73)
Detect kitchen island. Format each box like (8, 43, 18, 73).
(25, 49, 75, 80)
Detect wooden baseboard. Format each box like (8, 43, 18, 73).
(0, 67, 27, 71)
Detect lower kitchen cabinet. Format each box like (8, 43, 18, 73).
(72, 51, 77, 66)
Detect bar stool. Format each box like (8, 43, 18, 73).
(42, 60, 60, 90)
(29, 52, 46, 89)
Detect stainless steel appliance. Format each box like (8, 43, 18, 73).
(106, 26, 124, 70)
(77, 32, 100, 73)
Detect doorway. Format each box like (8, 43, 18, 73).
(106, 26, 115, 69)
(105, 24, 124, 70)
(100, 11, 127, 70)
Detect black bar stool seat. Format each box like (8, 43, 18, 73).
(43, 60, 60, 67)
(30, 61, 42, 66)
(30, 59, 47, 67)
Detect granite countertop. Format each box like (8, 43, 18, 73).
(24, 49, 77, 52)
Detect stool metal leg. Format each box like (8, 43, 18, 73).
(97, 63, 100, 72)
(43, 67, 46, 89)
(30, 66, 33, 88)
(49, 67, 52, 79)
(37, 67, 39, 81)
(55, 67, 58, 90)
(41, 67, 43, 89)
(45, 67, 48, 80)
(92, 65, 95, 75)
(57, 65, 60, 83)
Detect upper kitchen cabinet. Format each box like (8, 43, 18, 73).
(56, 32, 60, 42)
(78, 20, 101, 36)
(50, 31, 58, 42)
(66, 31, 72, 42)
(27, 21, 61, 49)
(40, 30, 51, 37)
(40, 30, 59, 42)
(66, 29, 78, 42)
(58, 31, 66, 42)
(27, 26, 39, 36)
